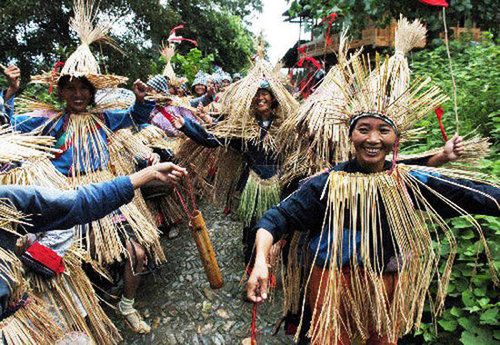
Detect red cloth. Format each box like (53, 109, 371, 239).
(308, 266, 398, 345)
(25, 242, 65, 274)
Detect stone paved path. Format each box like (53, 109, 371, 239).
(112, 202, 294, 344)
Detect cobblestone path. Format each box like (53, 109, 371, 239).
(113, 202, 293, 345)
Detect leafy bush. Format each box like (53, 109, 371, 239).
(401, 35, 500, 345)
(170, 48, 215, 84)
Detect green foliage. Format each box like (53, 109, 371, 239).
(170, 48, 215, 83)
(401, 36, 500, 345)
(286, 0, 499, 37)
(0, 0, 261, 86)
(410, 34, 500, 144)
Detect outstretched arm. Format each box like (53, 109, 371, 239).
(0, 163, 187, 232)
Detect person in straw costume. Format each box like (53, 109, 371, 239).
(10, 0, 166, 333)
(0, 128, 186, 344)
(275, 18, 491, 331)
(246, 34, 499, 344)
(171, 42, 299, 264)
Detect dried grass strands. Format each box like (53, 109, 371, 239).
(29, 247, 122, 345)
(0, 248, 64, 345)
(0, 296, 64, 345)
(0, 127, 59, 163)
(134, 124, 179, 151)
(396, 135, 491, 166)
(237, 171, 280, 226)
(282, 231, 309, 316)
(0, 201, 28, 231)
(108, 127, 153, 176)
(296, 166, 497, 343)
(0, 158, 69, 189)
(276, 32, 353, 184)
(31, 0, 127, 89)
(69, 170, 165, 266)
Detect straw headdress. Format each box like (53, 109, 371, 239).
(31, 0, 127, 89)
(210, 42, 299, 151)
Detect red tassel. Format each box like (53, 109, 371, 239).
(418, 0, 448, 7)
(48, 61, 65, 94)
(435, 107, 449, 141)
(251, 303, 258, 345)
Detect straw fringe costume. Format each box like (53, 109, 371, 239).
(254, 30, 499, 344)
(11, 0, 165, 267)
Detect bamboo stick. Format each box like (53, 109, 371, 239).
(189, 210, 224, 289)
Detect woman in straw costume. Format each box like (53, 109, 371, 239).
(274, 19, 490, 334)
(246, 45, 499, 344)
(170, 44, 299, 263)
(0, 127, 186, 344)
(10, 0, 165, 333)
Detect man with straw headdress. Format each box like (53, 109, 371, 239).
(246, 34, 499, 344)
(170, 42, 299, 264)
(10, 0, 165, 333)
(0, 65, 20, 124)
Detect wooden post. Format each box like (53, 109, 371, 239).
(189, 210, 224, 289)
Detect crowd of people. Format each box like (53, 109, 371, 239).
(0, 2, 498, 344)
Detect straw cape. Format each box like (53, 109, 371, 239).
(291, 35, 498, 344)
(176, 43, 298, 224)
(0, 246, 64, 345)
(0, 129, 124, 344)
(211, 44, 299, 151)
(14, 0, 166, 266)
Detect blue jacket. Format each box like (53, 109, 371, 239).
(11, 101, 155, 175)
(256, 160, 500, 268)
(0, 176, 135, 316)
(181, 117, 280, 182)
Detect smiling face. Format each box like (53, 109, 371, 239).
(350, 117, 397, 172)
(252, 89, 275, 118)
(58, 77, 94, 114)
(193, 84, 207, 96)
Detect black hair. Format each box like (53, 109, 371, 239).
(57, 75, 97, 105)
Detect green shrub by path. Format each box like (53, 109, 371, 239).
(402, 36, 500, 345)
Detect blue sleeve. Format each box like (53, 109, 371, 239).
(410, 170, 500, 218)
(254, 172, 329, 241)
(3, 93, 15, 120)
(189, 94, 213, 107)
(104, 100, 155, 131)
(180, 117, 223, 148)
(11, 114, 49, 133)
(0, 176, 135, 232)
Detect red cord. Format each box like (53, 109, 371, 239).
(174, 175, 198, 219)
(251, 303, 258, 344)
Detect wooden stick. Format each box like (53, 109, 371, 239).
(442, 7, 460, 133)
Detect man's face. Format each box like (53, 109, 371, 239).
(350, 117, 397, 170)
(222, 80, 230, 87)
(59, 78, 93, 114)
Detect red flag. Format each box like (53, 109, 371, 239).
(435, 107, 449, 141)
(419, 0, 449, 7)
